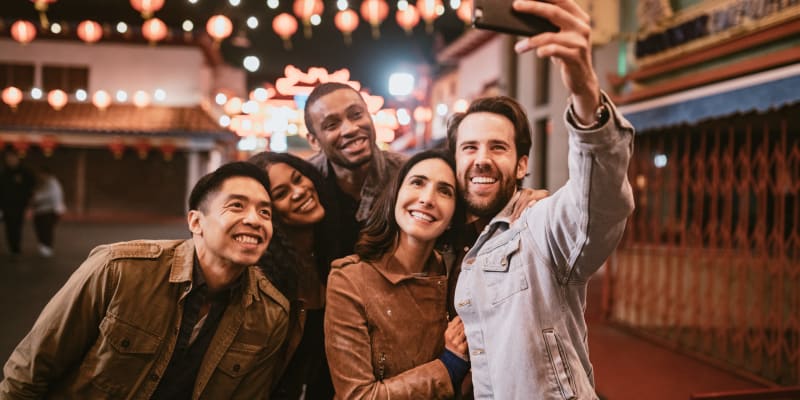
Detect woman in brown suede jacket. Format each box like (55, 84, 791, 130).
(324, 150, 471, 399)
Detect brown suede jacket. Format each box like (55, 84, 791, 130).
(1, 240, 289, 400)
(324, 252, 454, 399)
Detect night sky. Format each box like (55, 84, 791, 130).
(2, 0, 469, 97)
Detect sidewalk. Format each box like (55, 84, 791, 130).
(586, 271, 765, 400)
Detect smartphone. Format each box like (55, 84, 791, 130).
(473, 0, 559, 37)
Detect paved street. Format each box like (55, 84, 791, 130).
(0, 220, 764, 398)
(0, 219, 188, 373)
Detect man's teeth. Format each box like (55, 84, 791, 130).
(235, 235, 259, 244)
(409, 211, 434, 222)
(471, 177, 497, 184)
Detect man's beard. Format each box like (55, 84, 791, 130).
(464, 178, 517, 218)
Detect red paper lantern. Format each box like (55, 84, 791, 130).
(13, 139, 30, 158)
(77, 20, 103, 43)
(206, 15, 233, 42)
(292, 0, 323, 38)
(160, 142, 176, 161)
(416, 0, 442, 33)
(334, 10, 359, 45)
(47, 89, 68, 110)
(134, 139, 151, 159)
(457, 0, 472, 25)
(39, 135, 57, 157)
(395, 7, 420, 35)
(142, 18, 168, 44)
(11, 20, 37, 44)
(92, 90, 111, 110)
(30, 0, 57, 28)
(2, 87, 23, 109)
(108, 139, 125, 159)
(360, 0, 389, 39)
(130, 0, 164, 19)
(272, 13, 298, 50)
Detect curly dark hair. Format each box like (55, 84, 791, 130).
(248, 151, 340, 292)
(355, 149, 465, 261)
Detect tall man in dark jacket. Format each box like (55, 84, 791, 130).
(0, 151, 36, 256)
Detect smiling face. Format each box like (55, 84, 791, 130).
(189, 176, 273, 270)
(306, 88, 375, 170)
(394, 158, 457, 246)
(455, 112, 528, 218)
(267, 162, 326, 227)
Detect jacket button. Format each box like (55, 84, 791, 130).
(121, 339, 130, 348)
(233, 364, 241, 372)
(149, 373, 159, 381)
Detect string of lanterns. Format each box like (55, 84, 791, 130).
(2, 86, 165, 111)
(7, 0, 473, 48)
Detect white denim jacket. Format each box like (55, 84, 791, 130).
(454, 95, 635, 399)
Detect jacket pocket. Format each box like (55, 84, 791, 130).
(86, 314, 162, 396)
(483, 237, 529, 305)
(542, 329, 577, 400)
(218, 341, 266, 378)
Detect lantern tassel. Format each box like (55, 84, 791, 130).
(303, 22, 312, 39)
(371, 25, 380, 39)
(38, 11, 50, 29)
(282, 38, 293, 51)
(343, 33, 352, 46)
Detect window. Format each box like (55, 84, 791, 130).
(42, 65, 89, 92)
(0, 63, 35, 91)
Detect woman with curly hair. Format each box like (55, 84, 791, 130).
(249, 151, 339, 399)
(324, 149, 471, 399)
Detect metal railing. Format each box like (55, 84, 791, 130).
(608, 103, 800, 385)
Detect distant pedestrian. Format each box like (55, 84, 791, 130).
(31, 167, 66, 257)
(0, 151, 35, 256)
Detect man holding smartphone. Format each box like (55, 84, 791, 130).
(448, 1, 635, 398)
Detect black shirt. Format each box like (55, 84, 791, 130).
(150, 256, 241, 400)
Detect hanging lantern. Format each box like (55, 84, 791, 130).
(395, 6, 419, 35)
(13, 139, 30, 158)
(206, 15, 233, 46)
(456, 0, 472, 25)
(47, 89, 68, 110)
(142, 18, 168, 44)
(334, 10, 359, 46)
(224, 97, 243, 115)
(416, 0, 443, 33)
(30, 0, 57, 28)
(108, 139, 125, 159)
(11, 20, 37, 44)
(134, 139, 151, 159)
(272, 13, 298, 50)
(130, 0, 165, 20)
(77, 20, 103, 43)
(93, 90, 112, 110)
(160, 141, 176, 161)
(292, 0, 323, 38)
(132, 90, 150, 108)
(413, 106, 432, 122)
(360, 0, 389, 39)
(2, 87, 23, 110)
(39, 135, 58, 157)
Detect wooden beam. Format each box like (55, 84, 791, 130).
(611, 46, 800, 105)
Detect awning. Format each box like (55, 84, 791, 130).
(618, 63, 800, 132)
